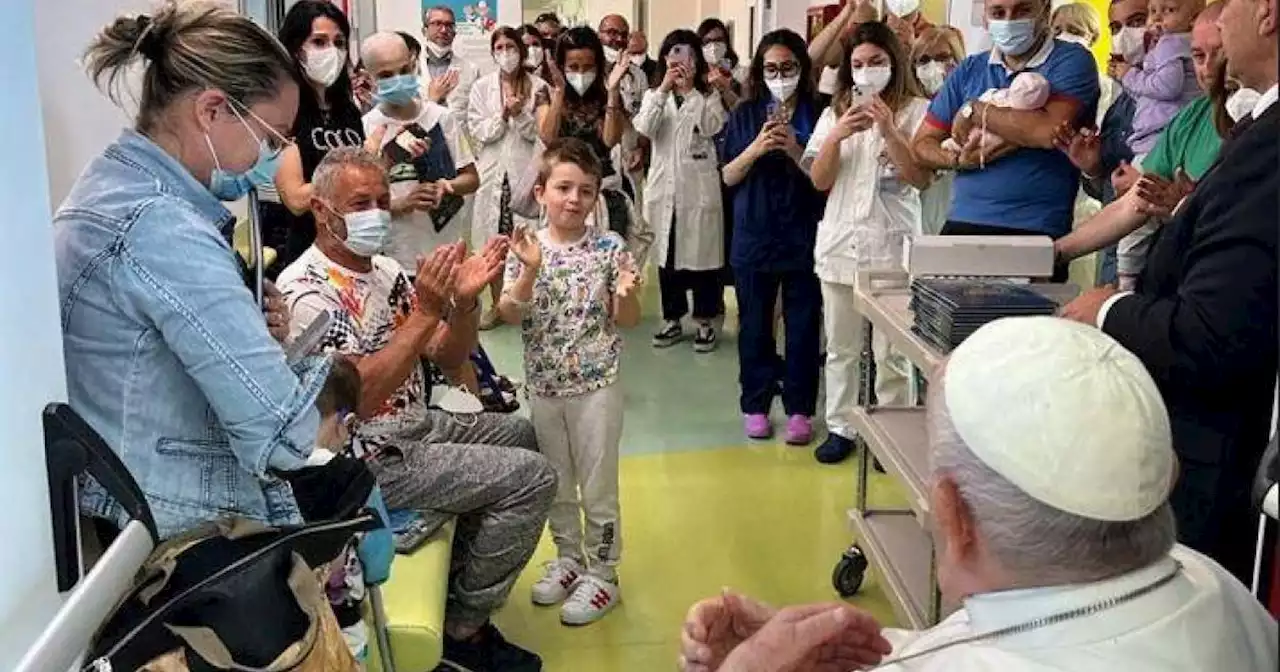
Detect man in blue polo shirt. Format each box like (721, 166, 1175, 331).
(912, 0, 1100, 281)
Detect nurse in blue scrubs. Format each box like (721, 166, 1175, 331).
(721, 29, 827, 447)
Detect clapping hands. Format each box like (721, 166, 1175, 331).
(1133, 169, 1195, 217)
(1051, 121, 1102, 176)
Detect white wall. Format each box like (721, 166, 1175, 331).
(35, 0, 150, 209)
(1, 1, 74, 668)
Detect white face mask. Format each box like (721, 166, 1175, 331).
(886, 0, 920, 17)
(629, 53, 646, 66)
(851, 65, 893, 96)
(566, 71, 596, 95)
(1057, 32, 1092, 48)
(916, 61, 949, 95)
(303, 46, 345, 88)
(525, 45, 544, 68)
(495, 50, 521, 74)
(765, 75, 800, 102)
(1225, 87, 1262, 122)
(603, 45, 621, 63)
(1111, 26, 1146, 65)
(424, 40, 452, 59)
(703, 41, 727, 65)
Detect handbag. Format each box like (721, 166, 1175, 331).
(85, 514, 378, 672)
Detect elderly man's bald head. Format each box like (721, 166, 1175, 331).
(1191, 1, 1225, 91)
(361, 31, 412, 73)
(598, 14, 630, 50)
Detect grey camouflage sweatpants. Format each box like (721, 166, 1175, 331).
(370, 409, 556, 629)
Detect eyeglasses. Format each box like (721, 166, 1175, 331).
(228, 98, 294, 156)
(600, 27, 630, 40)
(915, 54, 954, 66)
(762, 61, 800, 79)
(428, 19, 456, 31)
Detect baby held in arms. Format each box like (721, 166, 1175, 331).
(942, 72, 1050, 153)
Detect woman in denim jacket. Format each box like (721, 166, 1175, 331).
(55, 2, 330, 539)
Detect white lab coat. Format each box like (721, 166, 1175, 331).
(632, 88, 726, 271)
(878, 546, 1278, 671)
(421, 55, 480, 121)
(802, 97, 930, 285)
(467, 71, 547, 245)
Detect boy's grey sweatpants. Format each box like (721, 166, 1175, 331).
(528, 383, 624, 578)
(370, 409, 557, 629)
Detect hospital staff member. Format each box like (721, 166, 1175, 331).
(420, 5, 480, 117)
(634, 30, 728, 354)
(722, 29, 827, 446)
(469, 26, 547, 330)
(804, 22, 931, 465)
(55, 1, 330, 539)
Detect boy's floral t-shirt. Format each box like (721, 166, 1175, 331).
(504, 227, 635, 398)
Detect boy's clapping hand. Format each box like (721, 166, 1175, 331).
(510, 225, 542, 270)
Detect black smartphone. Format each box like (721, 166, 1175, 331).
(383, 123, 431, 168)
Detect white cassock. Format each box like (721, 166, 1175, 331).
(878, 546, 1278, 671)
(632, 87, 726, 271)
(467, 71, 546, 246)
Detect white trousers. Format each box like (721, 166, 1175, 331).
(529, 383, 624, 575)
(821, 280, 916, 440)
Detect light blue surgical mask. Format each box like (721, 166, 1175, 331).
(375, 74, 421, 106)
(204, 104, 286, 202)
(988, 19, 1039, 57)
(333, 207, 391, 257)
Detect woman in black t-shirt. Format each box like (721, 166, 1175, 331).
(262, 0, 369, 277)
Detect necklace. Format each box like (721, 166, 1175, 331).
(865, 560, 1183, 670)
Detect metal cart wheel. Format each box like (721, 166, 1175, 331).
(833, 544, 869, 597)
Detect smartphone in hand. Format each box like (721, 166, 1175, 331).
(669, 43, 694, 68)
(384, 123, 431, 166)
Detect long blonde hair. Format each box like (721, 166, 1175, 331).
(84, 1, 294, 133)
(911, 26, 966, 67)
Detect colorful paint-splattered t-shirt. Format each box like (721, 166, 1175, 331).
(277, 246, 430, 439)
(503, 227, 635, 398)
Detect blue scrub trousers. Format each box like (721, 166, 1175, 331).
(734, 268, 822, 417)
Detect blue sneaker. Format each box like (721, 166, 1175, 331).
(815, 434, 856, 464)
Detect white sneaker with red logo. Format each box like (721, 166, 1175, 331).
(560, 573, 620, 625)
(531, 557, 583, 606)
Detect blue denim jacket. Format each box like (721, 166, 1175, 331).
(55, 129, 331, 539)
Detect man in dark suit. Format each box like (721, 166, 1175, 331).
(1061, 0, 1278, 584)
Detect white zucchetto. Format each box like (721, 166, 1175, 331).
(943, 316, 1175, 522)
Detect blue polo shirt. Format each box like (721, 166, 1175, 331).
(927, 39, 1100, 237)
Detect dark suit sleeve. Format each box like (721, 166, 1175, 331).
(1101, 153, 1278, 396)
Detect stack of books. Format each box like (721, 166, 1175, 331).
(910, 278, 1058, 353)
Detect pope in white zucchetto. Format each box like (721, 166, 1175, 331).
(678, 316, 1278, 672)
